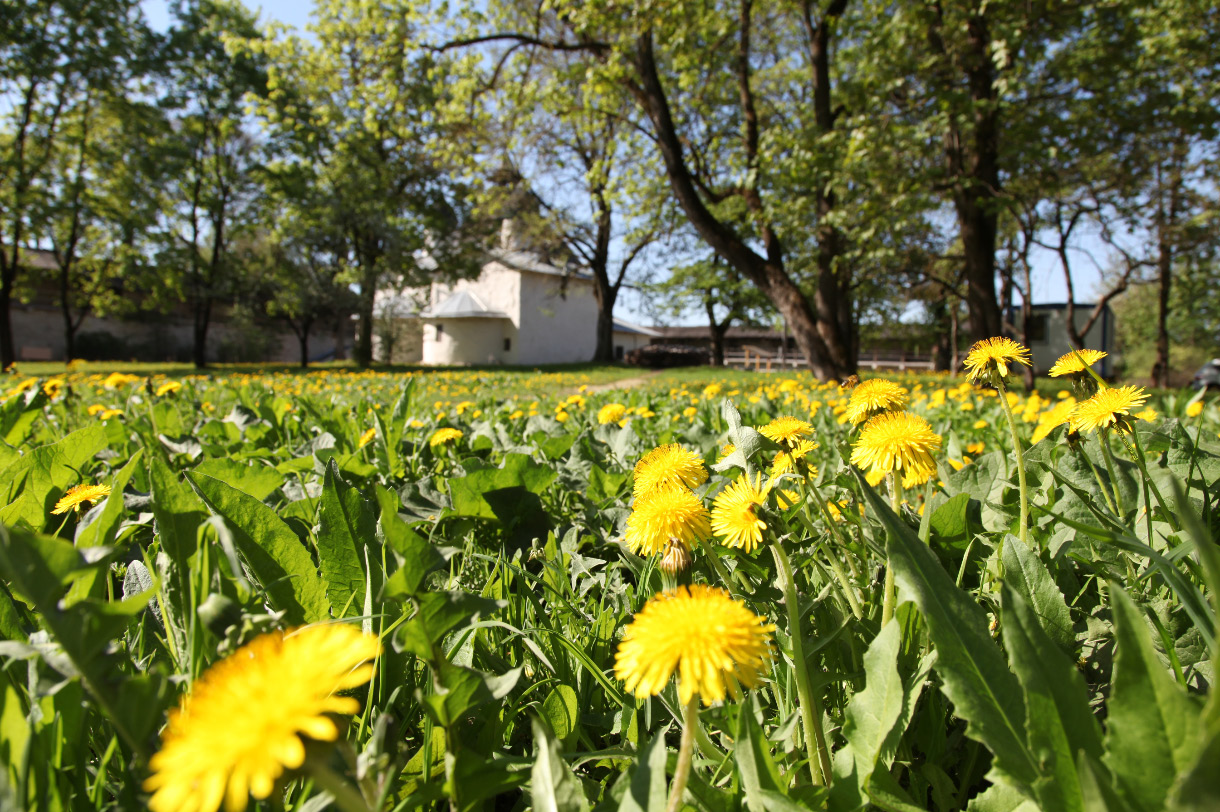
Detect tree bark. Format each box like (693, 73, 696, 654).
(626, 31, 848, 380)
(0, 280, 13, 369)
(355, 263, 377, 367)
(705, 299, 728, 367)
(930, 8, 1004, 342)
(193, 299, 211, 368)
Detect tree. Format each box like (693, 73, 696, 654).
(446, 0, 867, 379)
(238, 0, 488, 367)
(37, 95, 167, 359)
(158, 0, 268, 369)
(0, 0, 145, 367)
(646, 253, 772, 366)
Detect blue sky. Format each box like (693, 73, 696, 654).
(139, 0, 1108, 318)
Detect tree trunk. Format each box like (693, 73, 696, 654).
(627, 31, 849, 381)
(1151, 238, 1173, 388)
(193, 299, 211, 368)
(705, 299, 727, 366)
(355, 266, 377, 367)
(591, 275, 616, 362)
(0, 277, 13, 369)
(298, 324, 310, 369)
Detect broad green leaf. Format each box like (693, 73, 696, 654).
(617, 729, 669, 812)
(76, 449, 144, 549)
(857, 470, 1038, 790)
(1, 388, 46, 446)
(735, 706, 784, 812)
(397, 591, 504, 658)
(1104, 587, 1203, 812)
(317, 459, 377, 617)
(0, 425, 106, 530)
(149, 456, 207, 570)
(1002, 587, 1102, 812)
(189, 472, 330, 625)
(1001, 534, 1074, 652)
(375, 485, 443, 598)
(193, 457, 284, 502)
(542, 684, 579, 746)
(830, 620, 905, 812)
(530, 711, 590, 812)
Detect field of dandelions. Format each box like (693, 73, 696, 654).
(0, 343, 1217, 812)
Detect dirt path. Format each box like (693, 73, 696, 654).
(579, 370, 664, 394)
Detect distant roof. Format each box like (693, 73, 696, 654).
(655, 325, 782, 340)
(489, 249, 593, 281)
(613, 318, 663, 337)
(420, 290, 510, 319)
(0, 246, 56, 271)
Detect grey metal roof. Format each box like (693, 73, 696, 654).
(489, 249, 593, 281)
(612, 318, 663, 337)
(420, 290, 510, 319)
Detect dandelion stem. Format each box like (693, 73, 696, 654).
(666, 698, 700, 812)
(800, 470, 863, 619)
(1099, 432, 1125, 517)
(995, 382, 1029, 547)
(881, 475, 903, 627)
(770, 542, 832, 786)
(1075, 445, 1117, 514)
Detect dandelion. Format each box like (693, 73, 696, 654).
(719, 443, 736, 459)
(1048, 349, 1107, 379)
(758, 416, 814, 446)
(1068, 386, 1149, 435)
(1031, 398, 1077, 445)
(844, 379, 908, 426)
(849, 411, 941, 486)
(145, 624, 381, 812)
(42, 379, 64, 398)
(429, 427, 463, 447)
(1187, 401, 1204, 418)
(962, 337, 1032, 384)
(624, 487, 711, 557)
(702, 383, 722, 399)
(770, 439, 818, 476)
(99, 408, 123, 420)
(614, 585, 774, 706)
(156, 380, 183, 396)
(52, 484, 111, 515)
(598, 403, 627, 424)
(711, 473, 769, 553)
(357, 427, 376, 448)
(633, 445, 708, 498)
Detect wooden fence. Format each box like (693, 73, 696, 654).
(723, 347, 935, 373)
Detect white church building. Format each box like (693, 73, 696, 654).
(374, 221, 659, 366)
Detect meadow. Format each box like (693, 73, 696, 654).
(0, 347, 1216, 812)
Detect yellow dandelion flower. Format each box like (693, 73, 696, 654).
(1068, 386, 1149, 434)
(972, 419, 989, 430)
(719, 443, 736, 460)
(962, 337, 1032, 383)
(613, 585, 774, 706)
(1135, 408, 1158, 422)
(156, 380, 183, 396)
(102, 372, 141, 389)
(429, 427, 463, 447)
(711, 473, 769, 553)
(87, 403, 106, 416)
(1047, 349, 1108, 378)
(849, 411, 942, 484)
(357, 427, 377, 448)
(42, 379, 64, 398)
(633, 444, 708, 498)
(770, 439, 818, 476)
(51, 483, 111, 515)
(844, 379, 908, 426)
(624, 487, 711, 556)
(1031, 398, 1076, 444)
(1187, 401, 1204, 418)
(702, 383, 723, 399)
(758, 416, 814, 445)
(598, 403, 627, 424)
(99, 408, 123, 420)
(145, 624, 381, 812)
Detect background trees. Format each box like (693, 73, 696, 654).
(0, 0, 1215, 376)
